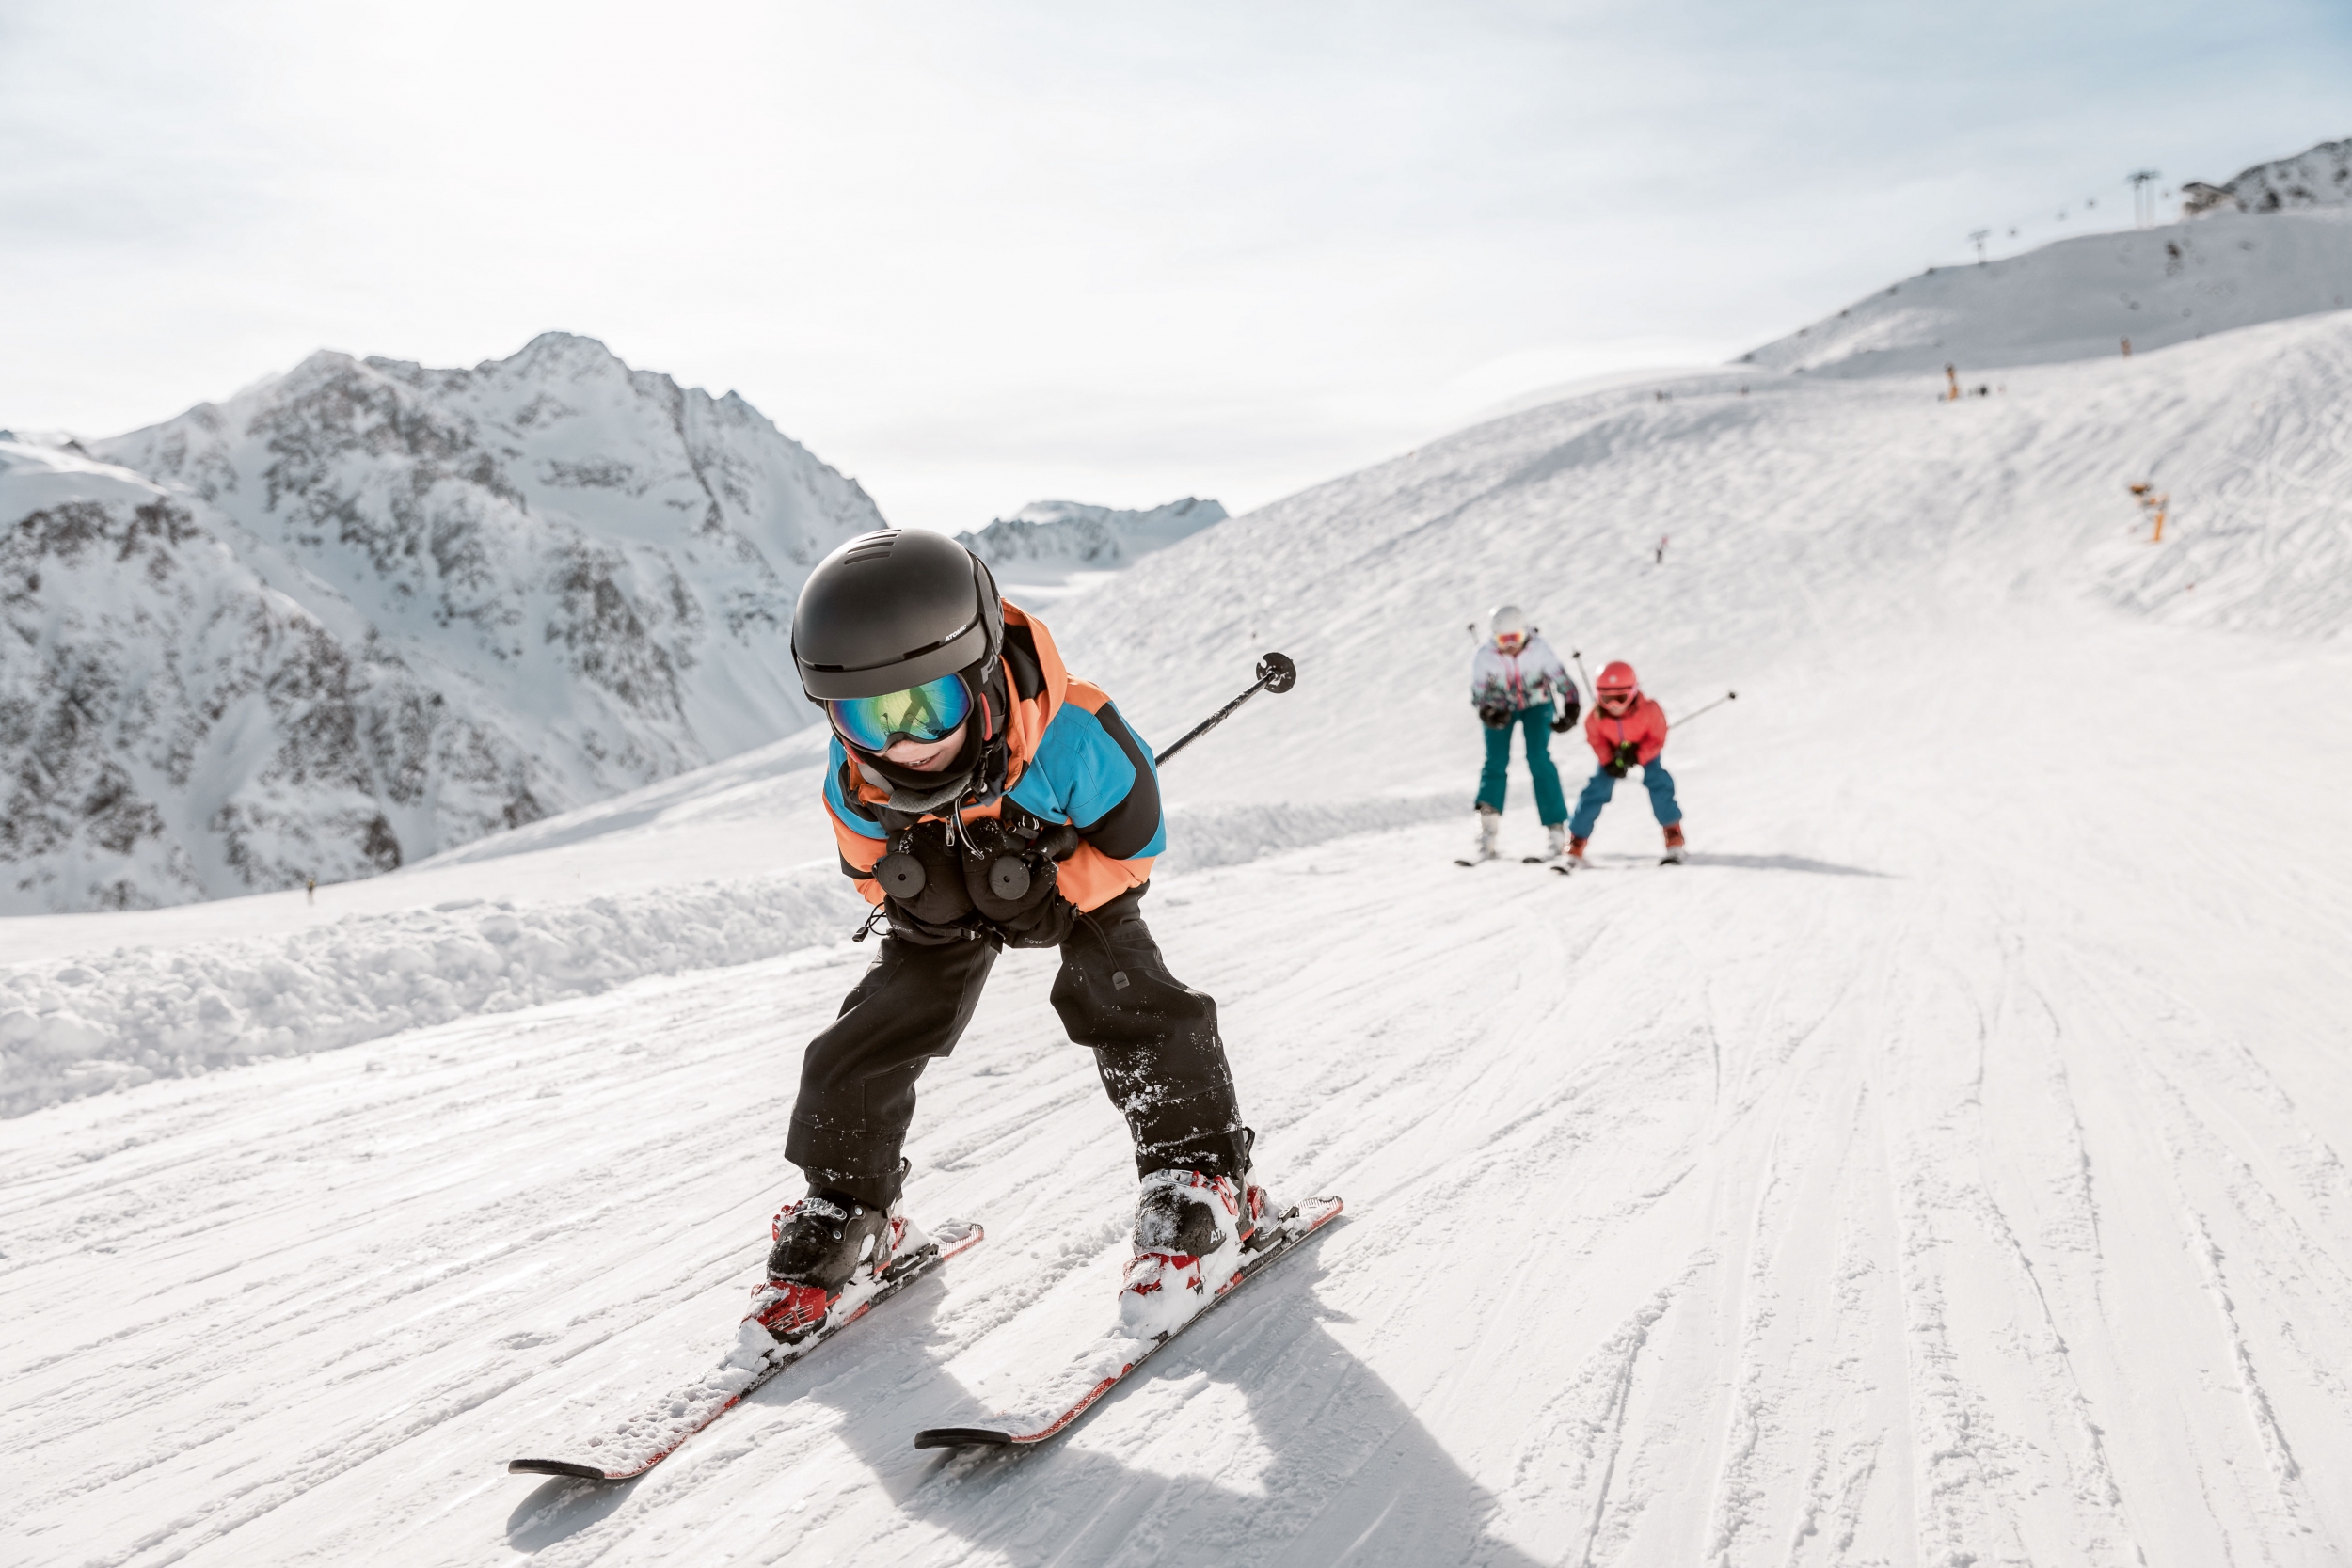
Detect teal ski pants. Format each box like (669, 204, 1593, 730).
(1569, 758, 1681, 838)
(1476, 702, 1567, 826)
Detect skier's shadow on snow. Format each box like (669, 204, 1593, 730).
(504, 1470, 642, 1548)
(1680, 850, 1891, 878)
(801, 1245, 1552, 1567)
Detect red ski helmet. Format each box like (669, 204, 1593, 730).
(1597, 660, 1638, 695)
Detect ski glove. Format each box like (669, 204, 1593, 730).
(996, 892, 1079, 950)
(958, 813, 1080, 949)
(1550, 691, 1581, 733)
(1478, 704, 1511, 730)
(1605, 742, 1639, 779)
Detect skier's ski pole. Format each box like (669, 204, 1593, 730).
(1671, 690, 1738, 728)
(1570, 649, 1596, 706)
(1154, 652, 1297, 767)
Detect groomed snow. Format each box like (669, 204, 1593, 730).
(6, 306, 2352, 1564)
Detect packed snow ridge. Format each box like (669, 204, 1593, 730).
(957, 497, 1226, 585)
(1, 334, 883, 914)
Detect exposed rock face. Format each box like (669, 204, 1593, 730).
(958, 497, 1226, 585)
(2182, 138, 2352, 216)
(1, 334, 884, 912)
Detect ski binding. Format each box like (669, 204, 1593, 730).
(913, 1196, 1342, 1451)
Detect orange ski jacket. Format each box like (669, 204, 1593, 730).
(820, 602, 1164, 913)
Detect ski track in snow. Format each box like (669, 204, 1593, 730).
(8, 316, 2352, 1564)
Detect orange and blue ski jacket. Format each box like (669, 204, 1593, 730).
(820, 602, 1165, 913)
(1584, 692, 1668, 767)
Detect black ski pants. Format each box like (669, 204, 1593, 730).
(784, 886, 1249, 1209)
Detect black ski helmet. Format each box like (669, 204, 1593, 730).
(791, 528, 1005, 702)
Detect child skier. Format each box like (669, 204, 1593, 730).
(1565, 660, 1685, 868)
(1469, 605, 1581, 861)
(753, 527, 1269, 1348)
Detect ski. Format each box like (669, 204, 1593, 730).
(507, 1218, 983, 1481)
(913, 1196, 1343, 1452)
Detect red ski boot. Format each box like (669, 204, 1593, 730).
(1118, 1169, 1272, 1340)
(743, 1190, 914, 1343)
(1661, 823, 1686, 865)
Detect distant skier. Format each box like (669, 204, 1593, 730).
(1564, 661, 1685, 868)
(1469, 605, 1580, 862)
(753, 528, 1270, 1349)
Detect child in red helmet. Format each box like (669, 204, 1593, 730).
(1565, 661, 1685, 868)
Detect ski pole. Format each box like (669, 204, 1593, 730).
(1570, 649, 1596, 707)
(1671, 690, 1738, 728)
(1153, 652, 1297, 767)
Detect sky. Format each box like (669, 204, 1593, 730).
(3, 1, 2348, 531)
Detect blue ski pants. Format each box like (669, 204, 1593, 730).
(1569, 758, 1681, 839)
(1476, 702, 1567, 826)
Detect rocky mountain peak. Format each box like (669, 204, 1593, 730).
(3, 338, 884, 912)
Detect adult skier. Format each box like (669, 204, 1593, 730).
(1564, 660, 1685, 868)
(752, 527, 1268, 1349)
(1469, 605, 1580, 861)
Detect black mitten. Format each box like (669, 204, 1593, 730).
(960, 815, 1059, 926)
(873, 822, 974, 927)
(1478, 704, 1510, 730)
(997, 894, 1078, 949)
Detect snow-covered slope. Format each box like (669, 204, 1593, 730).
(1050, 309, 2352, 821)
(958, 496, 1226, 586)
(8, 309, 2352, 1561)
(1, 335, 882, 912)
(1745, 208, 2352, 378)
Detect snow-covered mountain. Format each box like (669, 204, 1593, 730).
(1746, 159, 2352, 380)
(2184, 135, 2352, 214)
(0, 333, 882, 913)
(958, 497, 1226, 585)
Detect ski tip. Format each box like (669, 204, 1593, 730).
(914, 1426, 1017, 1451)
(508, 1458, 617, 1480)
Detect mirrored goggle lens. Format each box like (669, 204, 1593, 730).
(1599, 689, 1634, 705)
(827, 675, 973, 751)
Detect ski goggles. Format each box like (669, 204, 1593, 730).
(1494, 631, 1526, 653)
(826, 673, 974, 752)
(1597, 689, 1636, 707)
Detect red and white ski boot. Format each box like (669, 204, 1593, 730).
(1118, 1169, 1270, 1340)
(1564, 833, 1591, 871)
(743, 1190, 918, 1345)
(1661, 823, 1686, 864)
